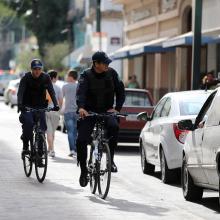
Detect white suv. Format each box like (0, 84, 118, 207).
(179, 89, 220, 205)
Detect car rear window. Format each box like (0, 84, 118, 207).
(124, 91, 152, 107)
(179, 93, 210, 116)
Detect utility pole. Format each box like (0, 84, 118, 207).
(96, 0, 102, 51)
(192, 0, 203, 90)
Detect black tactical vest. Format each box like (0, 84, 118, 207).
(86, 69, 115, 112)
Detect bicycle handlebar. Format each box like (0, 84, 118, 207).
(86, 111, 128, 118)
(24, 106, 55, 113)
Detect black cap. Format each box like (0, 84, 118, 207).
(31, 59, 43, 69)
(92, 51, 112, 64)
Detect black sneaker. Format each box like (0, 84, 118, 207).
(79, 169, 88, 187)
(37, 159, 45, 168)
(21, 149, 29, 160)
(111, 162, 118, 173)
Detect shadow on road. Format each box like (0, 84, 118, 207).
(197, 197, 220, 213)
(115, 145, 139, 157)
(142, 170, 182, 188)
(50, 156, 77, 164)
(88, 196, 169, 217)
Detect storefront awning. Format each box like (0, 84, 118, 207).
(110, 45, 130, 60)
(112, 37, 174, 60)
(129, 37, 173, 56)
(163, 31, 220, 48)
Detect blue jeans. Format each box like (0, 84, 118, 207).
(64, 112, 78, 152)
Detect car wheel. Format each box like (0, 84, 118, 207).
(219, 179, 220, 207)
(181, 155, 203, 201)
(160, 148, 175, 183)
(140, 144, 155, 174)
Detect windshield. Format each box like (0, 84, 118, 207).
(179, 93, 210, 116)
(124, 91, 152, 107)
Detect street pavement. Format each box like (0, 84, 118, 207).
(0, 98, 219, 220)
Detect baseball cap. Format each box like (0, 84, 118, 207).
(92, 51, 112, 65)
(31, 59, 43, 69)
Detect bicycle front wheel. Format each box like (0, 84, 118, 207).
(35, 134, 48, 183)
(97, 142, 111, 199)
(23, 146, 33, 177)
(88, 144, 98, 194)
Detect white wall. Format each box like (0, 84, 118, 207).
(101, 0, 123, 12)
(202, 0, 220, 30)
(90, 19, 123, 75)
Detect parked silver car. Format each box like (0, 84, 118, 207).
(179, 89, 220, 205)
(0, 74, 18, 95)
(4, 79, 20, 106)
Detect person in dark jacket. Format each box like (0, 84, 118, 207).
(76, 51, 125, 187)
(17, 59, 60, 157)
(200, 71, 220, 90)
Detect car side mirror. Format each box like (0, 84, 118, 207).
(178, 119, 194, 131)
(137, 112, 150, 121)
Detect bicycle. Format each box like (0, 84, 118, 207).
(22, 107, 53, 183)
(86, 112, 127, 199)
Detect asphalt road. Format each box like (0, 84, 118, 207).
(0, 97, 219, 220)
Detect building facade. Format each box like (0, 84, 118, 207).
(65, 0, 124, 75)
(113, 0, 193, 101)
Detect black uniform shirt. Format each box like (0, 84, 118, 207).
(17, 72, 58, 108)
(76, 67, 125, 113)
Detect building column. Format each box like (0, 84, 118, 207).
(175, 48, 183, 91)
(154, 53, 161, 101)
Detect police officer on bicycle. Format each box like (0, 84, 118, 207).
(17, 59, 60, 157)
(76, 51, 125, 187)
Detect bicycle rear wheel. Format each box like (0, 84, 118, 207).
(88, 144, 98, 194)
(23, 146, 33, 177)
(97, 142, 111, 199)
(35, 134, 48, 183)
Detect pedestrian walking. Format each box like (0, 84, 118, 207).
(46, 70, 63, 158)
(62, 70, 78, 157)
(200, 70, 220, 90)
(125, 74, 140, 88)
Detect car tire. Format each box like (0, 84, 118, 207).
(181, 155, 203, 201)
(160, 148, 175, 183)
(140, 143, 155, 174)
(219, 179, 220, 207)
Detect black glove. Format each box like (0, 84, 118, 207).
(17, 105, 25, 113)
(53, 105, 60, 112)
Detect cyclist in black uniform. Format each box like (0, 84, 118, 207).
(76, 51, 125, 187)
(17, 59, 60, 157)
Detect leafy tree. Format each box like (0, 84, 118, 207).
(7, 0, 70, 58)
(44, 42, 69, 71)
(16, 49, 41, 72)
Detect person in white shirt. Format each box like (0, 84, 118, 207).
(46, 70, 63, 157)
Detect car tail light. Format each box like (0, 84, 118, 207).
(9, 88, 16, 95)
(173, 123, 189, 144)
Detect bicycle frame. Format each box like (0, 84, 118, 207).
(91, 118, 108, 161)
